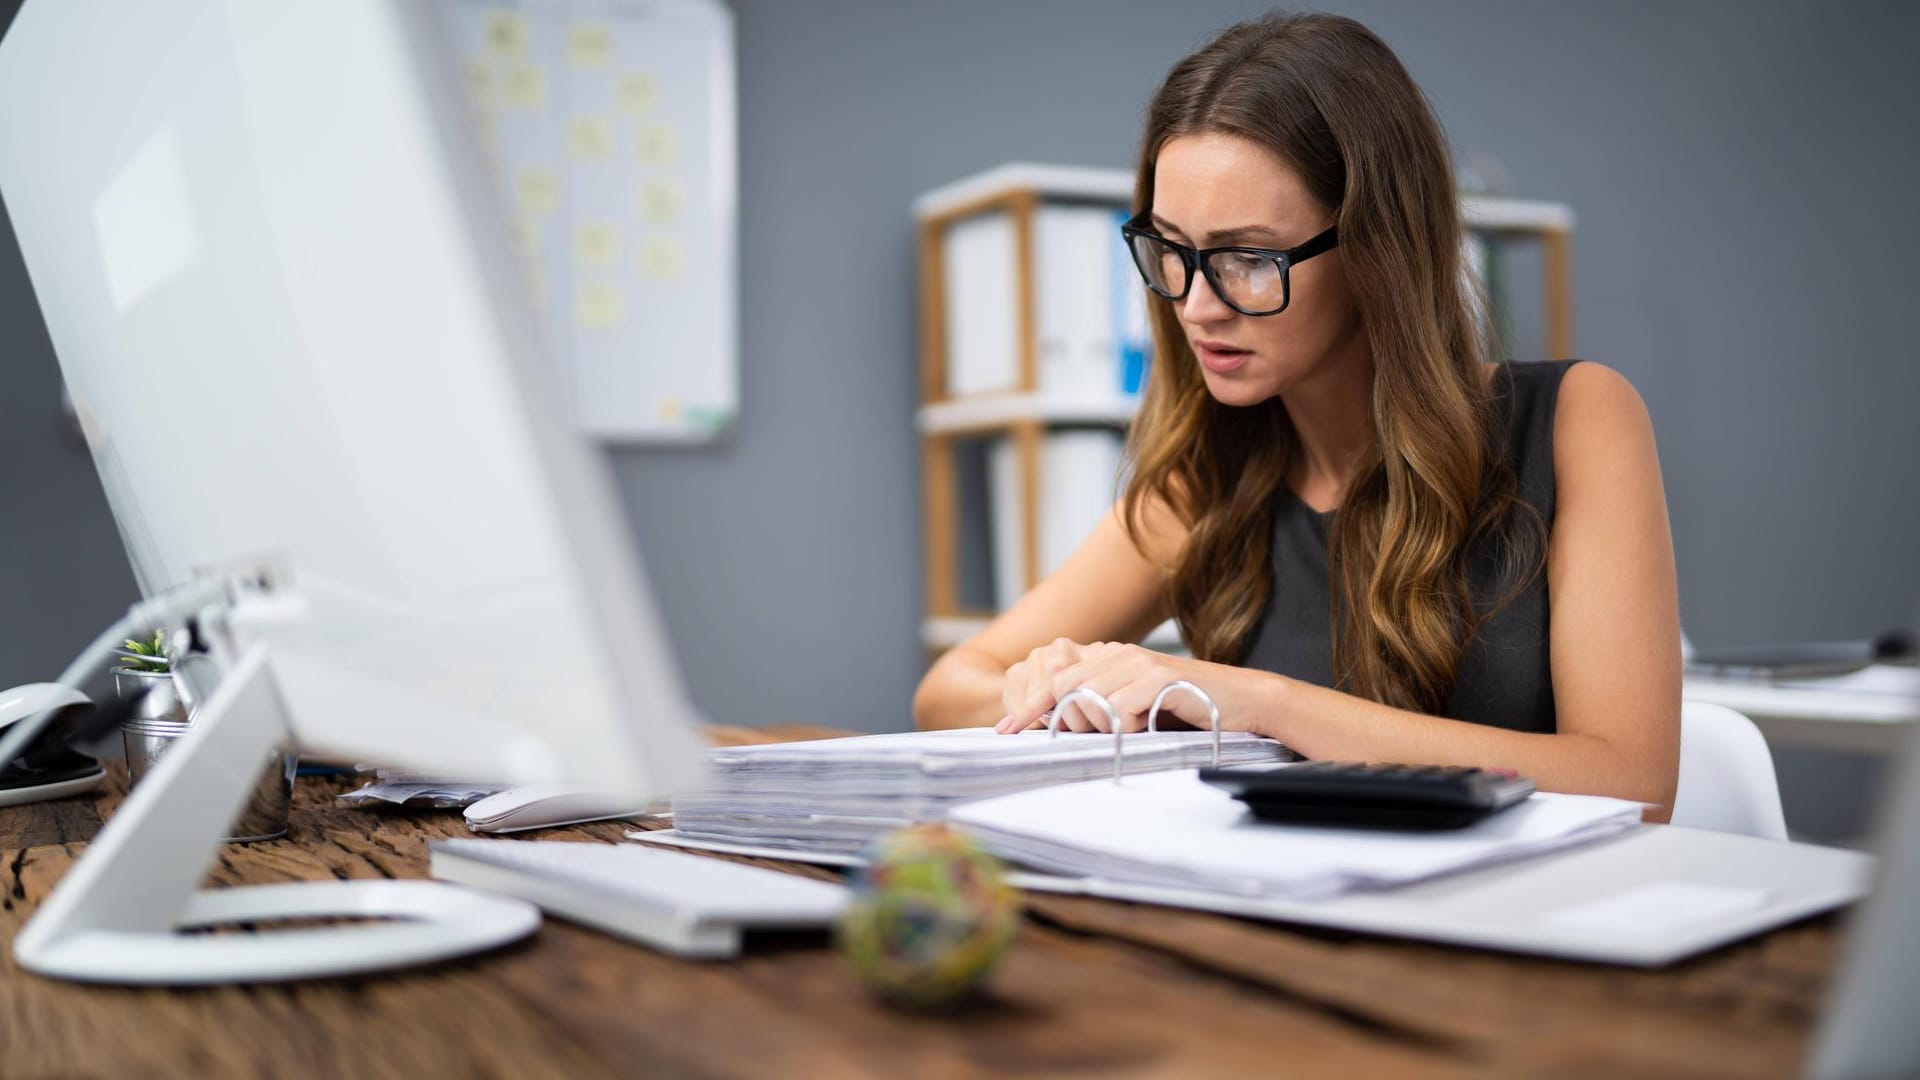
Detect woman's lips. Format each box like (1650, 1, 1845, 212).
(1196, 340, 1253, 374)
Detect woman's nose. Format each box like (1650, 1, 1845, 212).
(1181, 269, 1236, 323)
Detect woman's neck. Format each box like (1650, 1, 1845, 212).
(1279, 335, 1375, 511)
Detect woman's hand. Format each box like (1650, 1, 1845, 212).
(997, 637, 1093, 732)
(995, 641, 1261, 735)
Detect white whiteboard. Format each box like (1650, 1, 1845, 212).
(439, 0, 738, 442)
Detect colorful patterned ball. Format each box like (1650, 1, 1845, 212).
(837, 823, 1021, 1007)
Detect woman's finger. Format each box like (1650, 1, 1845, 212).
(1060, 696, 1104, 733)
(1001, 661, 1030, 722)
(1018, 640, 1080, 726)
(1003, 672, 1042, 729)
(1107, 677, 1169, 733)
(1064, 699, 1101, 733)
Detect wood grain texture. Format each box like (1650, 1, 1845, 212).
(1, 726, 1842, 1079)
(0, 785, 102, 851)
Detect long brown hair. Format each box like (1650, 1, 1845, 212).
(1120, 12, 1541, 714)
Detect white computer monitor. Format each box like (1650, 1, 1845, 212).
(0, 0, 707, 982)
(1807, 681, 1920, 1075)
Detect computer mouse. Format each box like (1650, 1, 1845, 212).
(0, 683, 106, 807)
(0, 682, 89, 732)
(1873, 628, 1914, 661)
(462, 785, 657, 834)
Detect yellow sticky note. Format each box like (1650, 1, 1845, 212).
(515, 167, 561, 217)
(568, 23, 614, 69)
(575, 281, 625, 329)
(485, 12, 529, 60)
(573, 222, 621, 268)
(639, 181, 682, 224)
(616, 72, 659, 115)
(640, 237, 683, 281)
(504, 64, 548, 111)
(636, 124, 678, 167)
(461, 58, 493, 109)
(658, 399, 684, 423)
(567, 116, 613, 163)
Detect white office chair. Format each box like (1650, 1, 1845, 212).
(1671, 700, 1789, 841)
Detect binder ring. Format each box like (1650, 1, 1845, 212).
(1045, 688, 1129, 784)
(1147, 680, 1223, 768)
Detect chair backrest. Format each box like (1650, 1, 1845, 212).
(1672, 700, 1789, 841)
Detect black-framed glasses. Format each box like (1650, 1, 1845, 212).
(1119, 212, 1339, 316)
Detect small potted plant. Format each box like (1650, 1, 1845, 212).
(116, 629, 295, 842)
(116, 630, 171, 672)
(115, 630, 191, 753)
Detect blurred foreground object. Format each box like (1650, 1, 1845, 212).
(838, 823, 1020, 1008)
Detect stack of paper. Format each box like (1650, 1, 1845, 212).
(668, 728, 1294, 857)
(337, 770, 503, 809)
(950, 769, 1645, 901)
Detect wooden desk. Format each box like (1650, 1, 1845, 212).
(1, 726, 1846, 1079)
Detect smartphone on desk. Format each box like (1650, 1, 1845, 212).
(1200, 761, 1536, 830)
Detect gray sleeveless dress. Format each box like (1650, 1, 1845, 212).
(1235, 359, 1583, 734)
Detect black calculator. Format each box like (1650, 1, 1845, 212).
(1198, 762, 1536, 830)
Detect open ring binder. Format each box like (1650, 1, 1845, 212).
(1044, 682, 1223, 784)
(1149, 680, 1222, 769)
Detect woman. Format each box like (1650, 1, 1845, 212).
(911, 12, 1681, 817)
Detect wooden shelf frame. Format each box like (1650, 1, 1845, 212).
(917, 184, 1038, 627)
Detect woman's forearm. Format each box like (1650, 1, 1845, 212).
(912, 646, 1009, 730)
(1247, 672, 1677, 821)
(917, 645, 1676, 819)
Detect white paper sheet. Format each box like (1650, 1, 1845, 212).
(951, 770, 1645, 901)
(1542, 881, 1777, 935)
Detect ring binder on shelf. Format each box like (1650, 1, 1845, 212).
(1044, 681, 1223, 783)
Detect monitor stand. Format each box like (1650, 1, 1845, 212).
(12, 643, 540, 984)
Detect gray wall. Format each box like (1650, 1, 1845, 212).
(0, 119, 141, 700)
(1, 2, 1915, 831)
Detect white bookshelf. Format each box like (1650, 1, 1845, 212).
(912, 163, 1134, 222)
(918, 390, 1138, 436)
(917, 165, 1144, 643)
(1461, 194, 1575, 232)
(923, 616, 1185, 653)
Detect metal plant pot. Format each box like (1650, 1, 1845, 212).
(116, 667, 297, 843)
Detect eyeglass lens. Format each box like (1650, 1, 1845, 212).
(1127, 233, 1287, 314)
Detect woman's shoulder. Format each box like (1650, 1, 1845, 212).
(1498, 357, 1640, 405)
(1548, 361, 1659, 504)
(1495, 358, 1643, 436)
(1491, 360, 1650, 518)
(1498, 357, 1585, 401)
(1552, 361, 1651, 443)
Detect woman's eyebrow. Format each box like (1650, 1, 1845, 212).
(1149, 214, 1281, 244)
